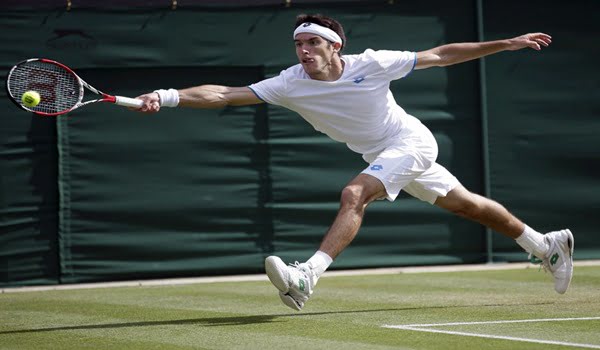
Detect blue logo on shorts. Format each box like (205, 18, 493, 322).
(353, 77, 365, 84)
(370, 164, 383, 171)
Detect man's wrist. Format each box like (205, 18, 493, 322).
(153, 89, 179, 107)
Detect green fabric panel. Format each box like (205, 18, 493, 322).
(484, 0, 600, 261)
(267, 2, 485, 267)
(0, 9, 296, 68)
(56, 67, 266, 283)
(0, 95, 60, 287)
(6, 1, 597, 286)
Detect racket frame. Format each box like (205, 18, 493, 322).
(6, 58, 143, 116)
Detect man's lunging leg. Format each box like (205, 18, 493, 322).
(265, 174, 386, 311)
(319, 174, 387, 258)
(435, 185, 574, 294)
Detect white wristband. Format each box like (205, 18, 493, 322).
(153, 88, 179, 107)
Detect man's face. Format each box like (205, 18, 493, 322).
(294, 33, 335, 76)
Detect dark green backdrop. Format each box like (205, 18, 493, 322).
(1, 1, 598, 287)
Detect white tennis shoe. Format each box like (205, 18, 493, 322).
(265, 256, 314, 311)
(531, 229, 574, 294)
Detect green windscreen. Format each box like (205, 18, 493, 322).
(1, 1, 597, 287)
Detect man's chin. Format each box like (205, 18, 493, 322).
(301, 65, 318, 75)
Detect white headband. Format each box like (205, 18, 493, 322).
(293, 22, 342, 44)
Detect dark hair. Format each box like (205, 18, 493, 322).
(294, 13, 346, 53)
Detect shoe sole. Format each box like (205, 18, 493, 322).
(566, 229, 574, 257)
(265, 256, 290, 293)
(557, 229, 574, 294)
(278, 291, 302, 311)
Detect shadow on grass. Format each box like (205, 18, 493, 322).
(1, 301, 556, 334)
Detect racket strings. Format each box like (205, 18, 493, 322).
(8, 60, 82, 114)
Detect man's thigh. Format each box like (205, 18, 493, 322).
(361, 154, 430, 202)
(402, 163, 460, 204)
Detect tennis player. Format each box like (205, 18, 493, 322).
(136, 14, 574, 310)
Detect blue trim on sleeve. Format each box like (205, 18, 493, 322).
(247, 86, 265, 102)
(406, 52, 417, 77)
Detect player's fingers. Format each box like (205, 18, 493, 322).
(132, 93, 161, 113)
(140, 102, 151, 112)
(534, 36, 551, 46)
(541, 37, 552, 45)
(522, 36, 540, 50)
(526, 39, 541, 50)
(532, 33, 552, 44)
(539, 39, 549, 47)
(538, 32, 552, 40)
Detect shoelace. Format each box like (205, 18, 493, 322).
(288, 261, 314, 284)
(528, 254, 549, 273)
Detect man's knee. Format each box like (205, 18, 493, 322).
(340, 185, 364, 210)
(437, 187, 486, 219)
(339, 174, 387, 210)
(450, 198, 483, 219)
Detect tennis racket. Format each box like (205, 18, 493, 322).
(6, 58, 144, 116)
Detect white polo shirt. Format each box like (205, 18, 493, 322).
(249, 49, 417, 155)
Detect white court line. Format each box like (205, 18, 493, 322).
(399, 316, 600, 327)
(383, 317, 600, 349)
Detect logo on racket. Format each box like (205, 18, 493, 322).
(6, 58, 143, 116)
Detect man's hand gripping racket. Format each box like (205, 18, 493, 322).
(5, 58, 144, 116)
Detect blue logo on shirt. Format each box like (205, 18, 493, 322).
(370, 164, 383, 171)
(353, 77, 365, 84)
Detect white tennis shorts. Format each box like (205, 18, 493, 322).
(361, 115, 460, 204)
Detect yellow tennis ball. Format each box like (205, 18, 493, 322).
(22, 91, 41, 108)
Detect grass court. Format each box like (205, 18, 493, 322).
(2, 264, 599, 349)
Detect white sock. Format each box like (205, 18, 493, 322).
(306, 250, 333, 283)
(515, 225, 549, 259)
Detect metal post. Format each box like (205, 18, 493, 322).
(476, 0, 493, 263)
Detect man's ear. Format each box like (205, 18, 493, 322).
(332, 42, 342, 53)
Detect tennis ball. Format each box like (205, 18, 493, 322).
(22, 91, 41, 108)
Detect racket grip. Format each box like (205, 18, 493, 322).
(115, 96, 144, 108)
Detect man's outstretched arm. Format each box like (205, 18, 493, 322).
(136, 85, 263, 113)
(415, 33, 552, 70)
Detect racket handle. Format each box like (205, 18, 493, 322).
(115, 96, 144, 108)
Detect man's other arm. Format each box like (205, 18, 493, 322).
(414, 33, 551, 70)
